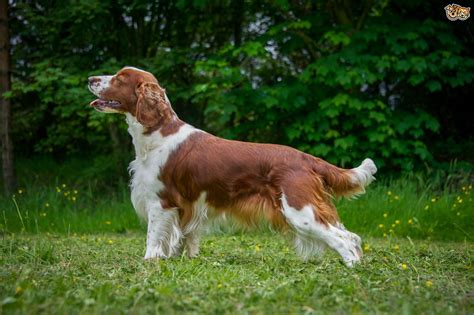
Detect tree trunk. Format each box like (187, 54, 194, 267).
(0, 0, 16, 195)
(232, 0, 244, 47)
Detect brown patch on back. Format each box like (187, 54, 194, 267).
(102, 69, 367, 229)
(157, 132, 350, 230)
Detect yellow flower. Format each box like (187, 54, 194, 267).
(255, 245, 261, 252)
(45, 203, 50, 208)
(107, 240, 113, 244)
(105, 221, 111, 225)
(284, 247, 289, 253)
(395, 220, 400, 225)
(389, 229, 394, 233)
(391, 224, 396, 228)
(56, 187, 61, 193)
(18, 189, 23, 194)
(408, 219, 413, 224)
(383, 233, 387, 237)
(458, 198, 463, 203)
(424, 205, 429, 210)
(425, 280, 433, 287)
(383, 213, 388, 218)
(387, 191, 392, 196)
(62, 184, 66, 188)
(469, 185, 472, 189)
(217, 283, 223, 288)
(431, 198, 436, 203)
(74, 190, 78, 194)
(378, 224, 384, 228)
(72, 196, 76, 202)
(461, 186, 466, 191)
(394, 245, 400, 251)
(364, 244, 370, 251)
(401, 263, 407, 270)
(15, 286, 22, 294)
(394, 195, 400, 200)
(40, 212, 47, 217)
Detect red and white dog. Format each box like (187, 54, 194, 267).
(88, 67, 377, 267)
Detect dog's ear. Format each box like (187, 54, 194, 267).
(134, 82, 170, 128)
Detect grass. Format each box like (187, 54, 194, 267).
(1, 233, 472, 314)
(1, 177, 472, 241)
(0, 157, 473, 313)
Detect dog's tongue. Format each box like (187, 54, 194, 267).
(90, 99, 102, 107)
(90, 99, 116, 106)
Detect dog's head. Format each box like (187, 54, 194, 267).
(88, 67, 173, 128)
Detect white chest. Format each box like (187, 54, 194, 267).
(125, 114, 199, 221)
(129, 157, 163, 221)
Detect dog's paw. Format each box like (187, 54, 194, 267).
(343, 257, 360, 268)
(144, 246, 165, 260)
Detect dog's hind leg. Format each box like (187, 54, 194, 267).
(279, 169, 362, 267)
(281, 194, 362, 267)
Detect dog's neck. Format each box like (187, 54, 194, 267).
(125, 113, 191, 161)
(125, 113, 166, 160)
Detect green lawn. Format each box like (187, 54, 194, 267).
(0, 232, 472, 314)
(1, 160, 473, 314)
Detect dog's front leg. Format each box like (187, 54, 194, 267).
(144, 203, 182, 259)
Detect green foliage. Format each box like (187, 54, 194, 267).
(191, 15, 473, 170)
(8, 0, 474, 171)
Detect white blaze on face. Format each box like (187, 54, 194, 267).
(88, 75, 113, 98)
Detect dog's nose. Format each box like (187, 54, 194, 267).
(88, 76, 100, 84)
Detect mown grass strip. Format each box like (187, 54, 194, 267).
(0, 233, 472, 314)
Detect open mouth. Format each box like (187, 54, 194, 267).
(90, 99, 122, 113)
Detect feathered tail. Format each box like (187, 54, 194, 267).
(311, 157, 377, 198)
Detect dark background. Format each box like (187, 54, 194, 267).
(3, 0, 474, 190)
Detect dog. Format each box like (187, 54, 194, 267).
(88, 67, 377, 267)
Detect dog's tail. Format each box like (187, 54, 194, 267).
(311, 157, 377, 198)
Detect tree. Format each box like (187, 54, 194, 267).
(0, 0, 15, 195)
(5, 0, 474, 174)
